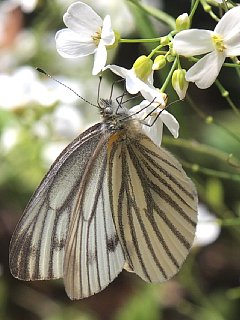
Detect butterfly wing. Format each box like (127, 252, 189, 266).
(63, 133, 125, 299)
(109, 132, 198, 283)
(9, 123, 125, 289)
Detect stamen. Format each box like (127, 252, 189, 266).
(92, 27, 102, 45)
(211, 34, 226, 52)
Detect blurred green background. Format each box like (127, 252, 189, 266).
(0, 0, 240, 319)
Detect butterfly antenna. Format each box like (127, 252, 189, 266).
(36, 68, 98, 108)
(97, 75, 103, 107)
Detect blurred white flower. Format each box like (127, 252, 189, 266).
(194, 204, 221, 246)
(55, 1, 115, 75)
(11, 0, 38, 13)
(42, 141, 69, 167)
(130, 89, 179, 146)
(1, 126, 20, 152)
(14, 30, 37, 60)
(52, 104, 83, 138)
(32, 121, 49, 139)
(0, 66, 83, 109)
(0, 66, 40, 108)
(173, 6, 240, 89)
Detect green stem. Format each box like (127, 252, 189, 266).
(222, 0, 229, 11)
(163, 137, 240, 169)
(127, 0, 175, 29)
(218, 217, 240, 227)
(188, 57, 240, 68)
(119, 38, 161, 43)
(181, 160, 240, 182)
(189, 0, 201, 21)
(186, 94, 240, 144)
(215, 80, 240, 117)
(232, 57, 240, 79)
(160, 58, 178, 92)
(200, 0, 220, 22)
(148, 44, 162, 59)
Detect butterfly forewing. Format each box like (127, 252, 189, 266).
(9, 123, 111, 281)
(109, 132, 198, 283)
(63, 134, 125, 299)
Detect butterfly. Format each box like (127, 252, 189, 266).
(9, 94, 198, 300)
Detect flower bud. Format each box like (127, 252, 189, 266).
(166, 54, 175, 62)
(152, 55, 166, 70)
(172, 69, 189, 100)
(160, 36, 170, 46)
(133, 55, 153, 82)
(176, 13, 190, 31)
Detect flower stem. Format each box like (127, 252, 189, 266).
(119, 38, 161, 43)
(181, 160, 240, 182)
(188, 57, 240, 68)
(148, 44, 162, 59)
(186, 94, 240, 144)
(231, 57, 240, 79)
(160, 57, 178, 92)
(222, 0, 229, 12)
(215, 80, 240, 117)
(127, 0, 175, 29)
(163, 136, 240, 169)
(200, 0, 220, 22)
(218, 217, 240, 227)
(189, 0, 201, 21)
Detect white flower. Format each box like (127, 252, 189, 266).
(104, 64, 153, 94)
(173, 6, 240, 89)
(130, 90, 179, 146)
(193, 204, 221, 246)
(0, 66, 84, 109)
(55, 1, 115, 75)
(13, 0, 38, 13)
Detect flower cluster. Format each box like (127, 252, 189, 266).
(173, 5, 240, 89)
(55, 1, 240, 145)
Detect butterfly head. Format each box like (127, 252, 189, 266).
(99, 98, 131, 128)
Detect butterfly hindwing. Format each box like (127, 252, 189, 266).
(109, 132, 198, 283)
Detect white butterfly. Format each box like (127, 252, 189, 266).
(9, 98, 198, 299)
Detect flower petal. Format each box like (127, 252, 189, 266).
(130, 101, 178, 146)
(186, 51, 225, 89)
(225, 39, 240, 57)
(104, 65, 152, 95)
(125, 72, 145, 94)
(159, 110, 179, 138)
(101, 15, 115, 45)
(140, 85, 166, 106)
(173, 29, 214, 56)
(104, 64, 130, 78)
(147, 71, 154, 85)
(143, 118, 163, 146)
(129, 100, 156, 118)
(55, 29, 96, 58)
(215, 6, 240, 41)
(130, 100, 163, 146)
(92, 40, 107, 75)
(63, 1, 102, 36)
